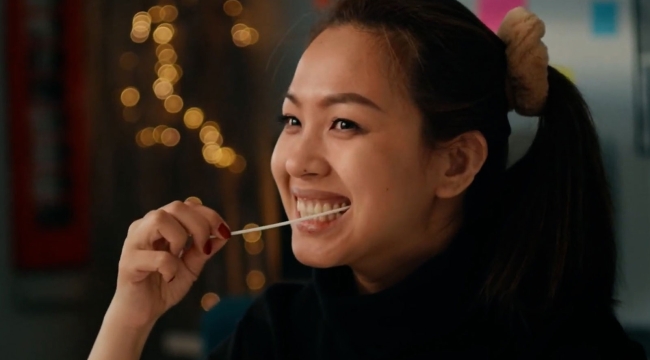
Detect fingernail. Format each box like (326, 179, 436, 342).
(218, 223, 231, 240)
(203, 240, 213, 255)
(168, 276, 175, 283)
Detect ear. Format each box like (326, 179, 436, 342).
(432, 131, 488, 199)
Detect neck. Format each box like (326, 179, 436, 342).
(351, 213, 462, 294)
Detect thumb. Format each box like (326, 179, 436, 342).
(180, 237, 229, 279)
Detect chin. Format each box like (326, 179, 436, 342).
(291, 234, 345, 269)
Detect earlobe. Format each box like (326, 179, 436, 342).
(434, 131, 488, 199)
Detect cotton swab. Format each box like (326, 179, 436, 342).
(209, 205, 351, 238)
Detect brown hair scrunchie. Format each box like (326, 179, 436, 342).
(497, 7, 550, 117)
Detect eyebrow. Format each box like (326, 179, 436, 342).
(285, 92, 384, 112)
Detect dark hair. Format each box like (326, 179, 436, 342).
(312, 0, 616, 316)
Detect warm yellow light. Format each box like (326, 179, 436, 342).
(242, 223, 261, 243)
(156, 43, 174, 57)
(133, 12, 152, 26)
(200, 122, 223, 145)
(173, 64, 184, 80)
(233, 29, 252, 47)
(138, 127, 156, 147)
(201, 292, 220, 311)
(161, 128, 181, 147)
(135, 130, 145, 147)
(244, 239, 264, 255)
(202, 121, 221, 132)
(123, 107, 141, 122)
(184, 107, 205, 129)
(153, 125, 168, 143)
(223, 0, 243, 16)
(130, 27, 149, 43)
(231, 23, 247, 36)
(120, 87, 140, 107)
(148, 6, 164, 23)
(246, 270, 266, 290)
(153, 79, 174, 99)
(158, 48, 177, 64)
(216, 147, 236, 168)
(248, 28, 259, 45)
(185, 196, 203, 205)
(228, 155, 247, 174)
(119, 52, 139, 70)
(153, 23, 174, 44)
(164, 95, 184, 113)
(157, 64, 179, 83)
(162, 5, 178, 22)
(202, 144, 223, 164)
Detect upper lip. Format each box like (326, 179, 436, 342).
(291, 187, 350, 202)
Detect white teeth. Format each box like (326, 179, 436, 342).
(296, 198, 350, 221)
(321, 203, 331, 222)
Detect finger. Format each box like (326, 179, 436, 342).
(184, 201, 232, 241)
(180, 237, 228, 279)
(119, 250, 180, 283)
(127, 218, 144, 236)
(129, 209, 188, 255)
(162, 201, 213, 252)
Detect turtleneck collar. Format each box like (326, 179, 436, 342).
(311, 227, 487, 356)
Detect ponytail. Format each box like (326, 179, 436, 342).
(486, 66, 617, 312)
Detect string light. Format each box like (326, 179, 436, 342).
(164, 94, 184, 113)
(153, 125, 168, 143)
(138, 127, 156, 147)
(158, 64, 180, 83)
(153, 79, 174, 99)
(202, 144, 223, 164)
(148, 6, 164, 23)
(215, 147, 236, 168)
(242, 223, 261, 243)
(246, 270, 266, 290)
(223, 0, 243, 17)
(228, 154, 247, 174)
(153, 23, 174, 44)
(244, 239, 264, 255)
(158, 48, 177, 64)
(120, 87, 140, 107)
(161, 128, 181, 147)
(184, 107, 205, 129)
(161, 5, 179, 22)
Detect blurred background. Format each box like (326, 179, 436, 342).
(0, 0, 649, 359)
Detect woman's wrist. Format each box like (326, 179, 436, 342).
(88, 305, 156, 360)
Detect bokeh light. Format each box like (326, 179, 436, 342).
(161, 128, 181, 147)
(223, 0, 243, 17)
(158, 48, 178, 64)
(242, 223, 261, 243)
(245, 239, 264, 255)
(153, 79, 174, 99)
(164, 95, 184, 113)
(161, 5, 179, 22)
(120, 87, 140, 107)
(216, 147, 236, 168)
(246, 270, 266, 290)
(148, 6, 164, 23)
(233, 29, 252, 47)
(228, 155, 247, 174)
(137, 127, 156, 147)
(153, 125, 168, 143)
(202, 144, 223, 164)
(184, 107, 205, 129)
(153, 23, 174, 44)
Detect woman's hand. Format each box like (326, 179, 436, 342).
(108, 199, 231, 329)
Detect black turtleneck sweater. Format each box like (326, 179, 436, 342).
(208, 230, 646, 359)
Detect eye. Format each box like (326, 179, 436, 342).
(278, 115, 301, 127)
(331, 118, 360, 131)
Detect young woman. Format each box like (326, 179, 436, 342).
(89, 0, 647, 359)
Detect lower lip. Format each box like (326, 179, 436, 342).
(294, 208, 349, 234)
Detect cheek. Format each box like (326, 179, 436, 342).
(270, 137, 287, 183)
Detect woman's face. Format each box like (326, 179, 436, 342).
(271, 25, 444, 269)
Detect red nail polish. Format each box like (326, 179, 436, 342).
(218, 223, 232, 239)
(203, 241, 213, 255)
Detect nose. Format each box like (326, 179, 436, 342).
(285, 132, 331, 179)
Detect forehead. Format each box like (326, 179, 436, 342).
(289, 25, 399, 103)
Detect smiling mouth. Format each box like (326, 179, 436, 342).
(295, 197, 351, 222)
